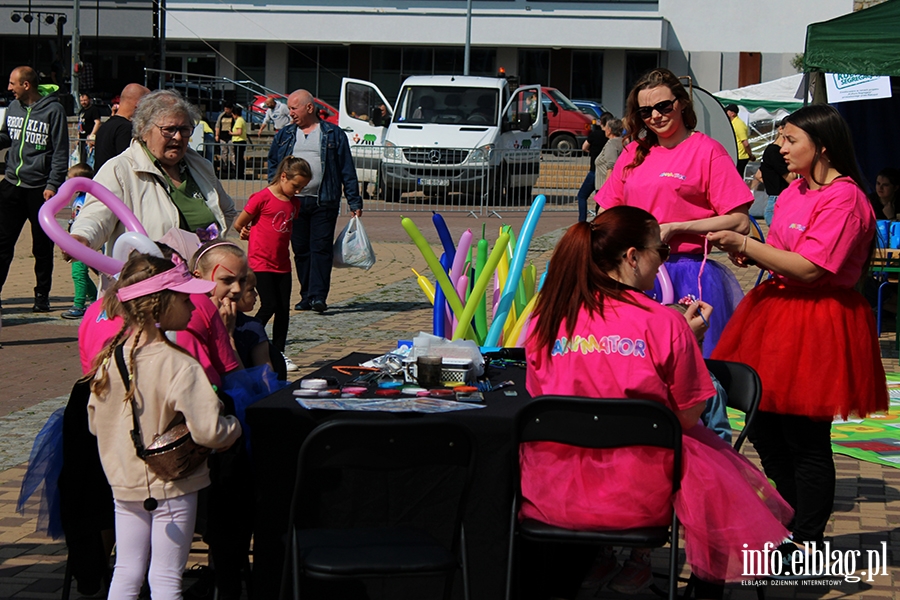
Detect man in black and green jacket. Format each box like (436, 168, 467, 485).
(0, 66, 69, 312)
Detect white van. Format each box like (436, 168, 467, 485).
(339, 76, 543, 203)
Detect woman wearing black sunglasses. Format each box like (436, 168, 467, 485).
(596, 68, 752, 358)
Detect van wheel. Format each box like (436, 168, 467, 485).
(489, 169, 508, 205)
(550, 134, 577, 156)
(508, 186, 534, 206)
(384, 186, 403, 202)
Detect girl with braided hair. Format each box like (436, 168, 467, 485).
(87, 253, 241, 600)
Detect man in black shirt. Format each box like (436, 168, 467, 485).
(759, 120, 795, 225)
(576, 112, 613, 222)
(77, 93, 102, 162)
(93, 83, 150, 172)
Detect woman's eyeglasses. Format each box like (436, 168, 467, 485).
(155, 124, 194, 139)
(645, 244, 670, 262)
(637, 99, 676, 120)
(622, 244, 671, 262)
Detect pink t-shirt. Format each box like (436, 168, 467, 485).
(79, 302, 125, 375)
(176, 294, 240, 387)
(520, 291, 714, 531)
(78, 294, 240, 386)
(243, 187, 301, 273)
(597, 133, 753, 254)
(768, 177, 875, 289)
(525, 291, 714, 409)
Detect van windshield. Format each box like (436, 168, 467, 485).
(396, 86, 499, 125)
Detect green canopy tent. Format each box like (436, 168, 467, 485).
(803, 0, 900, 188)
(804, 0, 900, 77)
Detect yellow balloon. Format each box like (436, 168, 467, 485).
(507, 294, 538, 347)
(411, 268, 435, 304)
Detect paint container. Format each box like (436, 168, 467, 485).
(416, 356, 443, 389)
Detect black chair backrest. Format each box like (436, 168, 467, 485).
(704, 359, 761, 452)
(298, 419, 474, 472)
(289, 419, 476, 535)
(516, 397, 682, 495)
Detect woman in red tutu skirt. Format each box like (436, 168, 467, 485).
(521, 207, 793, 599)
(709, 104, 888, 548)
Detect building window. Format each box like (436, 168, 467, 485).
(318, 46, 349, 106)
(236, 43, 266, 87)
(371, 47, 403, 97)
(571, 50, 604, 103)
(625, 51, 659, 95)
(519, 49, 550, 87)
(287, 45, 349, 105)
(372, 46, 497, 98)
(434, 48, 496, 76)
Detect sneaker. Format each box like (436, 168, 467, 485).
(294, 301, 311, 311)
(768, 541, 824, 580)
(311, 300, 327, 313)
(33, 293, 50, 312)
(61, 306, 85, 320)
(282, 352, 299, 372)
(581, 549, 619, 589)
(607, 558, 652, 594)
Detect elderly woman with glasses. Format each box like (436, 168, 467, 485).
(71, 89, 236, 267)
(595, 68, 752, 356)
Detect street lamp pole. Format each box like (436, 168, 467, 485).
(463, 0, 472, 75)
(72, 0, 80, 105)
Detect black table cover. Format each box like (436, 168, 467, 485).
(246, 352, 532, 600)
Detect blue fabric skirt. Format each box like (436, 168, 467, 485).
(650, 253, 744, 358)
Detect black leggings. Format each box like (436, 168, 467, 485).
(254, 271, 292, 352)
(747, 410, 835, 544)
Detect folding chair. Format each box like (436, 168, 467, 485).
(505, 397, 682, 600)
(705, 359, 762, 453)
(686, 360, 765, 600)
(281, 419, 475, 600)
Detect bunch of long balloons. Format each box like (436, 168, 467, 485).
(402, 195, 546, 347)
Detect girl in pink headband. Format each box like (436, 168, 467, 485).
(86, 253, 240, 599)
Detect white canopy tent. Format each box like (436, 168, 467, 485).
(715, 74, 810, 154)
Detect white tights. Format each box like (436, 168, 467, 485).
(109, 493, 198, 600)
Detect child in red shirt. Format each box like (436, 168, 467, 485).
(233, 156, 311, 354)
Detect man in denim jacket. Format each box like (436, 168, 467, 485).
(267, 89, 363, 313)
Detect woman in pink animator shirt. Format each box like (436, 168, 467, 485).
(596, 69, 753, 357)
(709, 104, 888, 550)
(521, 206, 791, 599)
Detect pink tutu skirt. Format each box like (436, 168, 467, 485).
(519, 424, 793, 582)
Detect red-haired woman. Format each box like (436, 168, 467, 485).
(596, 69, 752, 357)
(709, 104, 888, 549)
(520, 206, 792, 599)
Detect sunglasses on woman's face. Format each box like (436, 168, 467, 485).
(646, 244, 671, 262)
(637, 99, 676, 120)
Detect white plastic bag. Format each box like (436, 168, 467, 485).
(333, 216, 376, 270)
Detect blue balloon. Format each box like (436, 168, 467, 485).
(432, 212, 456, 265)
(485, 195, 546, 346)
(433, 253, 451, 338)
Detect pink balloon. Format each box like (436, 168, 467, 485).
(39, 177, 148, 275)
(656, 264, 674, 305)
(450, 229, 472, 286)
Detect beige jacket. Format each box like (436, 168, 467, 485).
(71, 139, 237, 255)
(88, 340, 242, 502)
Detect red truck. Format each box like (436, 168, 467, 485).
(541, 87, 595, 153)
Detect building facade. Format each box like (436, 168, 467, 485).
(0, 0, 853, 115)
